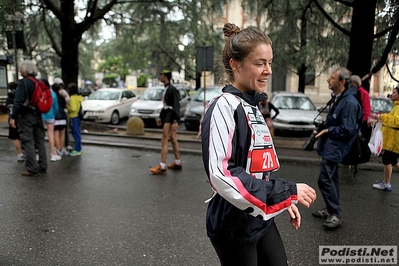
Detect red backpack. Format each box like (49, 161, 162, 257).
(26, 76, 52, 113)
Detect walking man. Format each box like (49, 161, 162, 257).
(9, 60, 47, 176)
(312, 67, 362, 229)
(150, 70, 182, 175)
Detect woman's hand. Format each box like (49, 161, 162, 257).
(287, 204, 301, 230)
(296, 183, 316, 208)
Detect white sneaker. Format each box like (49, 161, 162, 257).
(56, 149, 63, 156)
(17, 153, 25, 162)
(61, 147, 69, 156)
(66, 145, 73, 151)
(50, 154, 62, 162)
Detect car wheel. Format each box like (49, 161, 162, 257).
(110, 111, 120, 125)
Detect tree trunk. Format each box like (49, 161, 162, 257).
(60, 23, 82, 87)
(298, 64, 307, 93)
(346, 0, 377, 91)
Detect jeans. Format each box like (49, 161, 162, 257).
(70, 117, 81, 151)
(18, 112, 47, 173)
(318, 158, 341, 217)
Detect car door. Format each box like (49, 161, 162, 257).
(121, 90, 137, 118)
(178, 88, 190, 117)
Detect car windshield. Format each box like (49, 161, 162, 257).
(371, 98, 393, 113)
(142, 88, 164, 101)
(273, 95, 316, 110)
(89, 90, 120, 100)
(195, 89, 222, 102)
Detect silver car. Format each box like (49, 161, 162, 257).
(129, 86, 190, 126)
(270, 92, 322, 134)
(184, 86, 223, 131)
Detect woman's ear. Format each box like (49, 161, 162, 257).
(230, 59, 238, 71)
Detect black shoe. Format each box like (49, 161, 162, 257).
(38, 168, 47, 174)
(312, 208, 330, 219)
(21, 170, 38, 177)
(323, 215, 343, 230)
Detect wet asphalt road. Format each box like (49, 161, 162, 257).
(0, 138, 398, 266)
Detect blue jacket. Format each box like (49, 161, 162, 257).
(42, 90, 59, 121)
(317, 88, 363, 162)
(11, 76, 38, 119)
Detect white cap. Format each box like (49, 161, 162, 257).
(53, 77, 64, 85)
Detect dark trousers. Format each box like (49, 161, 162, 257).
(18, 112, 47, 173)
(210, 221, 288, 266)
(318, 158, 341, 217)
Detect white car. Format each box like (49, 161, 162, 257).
(129, 86, 191, 126)
(82, 88, 138, 125)
(270, 92, 323, 134)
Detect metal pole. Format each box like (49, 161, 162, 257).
(10, 2, 18, 80)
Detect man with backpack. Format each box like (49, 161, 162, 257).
(311, 67, 363, 230)
(9, 60, 48, 176)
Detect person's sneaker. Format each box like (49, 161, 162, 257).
(323, 215, 343, 229)
(373, 181, 392, 192)
(167, 162, 183, 170)
(150, 165, 167, 175)
(56, 149, 63, 156)
(21, 170, 38, 177)
(66, 145, 74, 151)
(61, 147, 69, 156)
(312, 208, 330, 219)
(17, 153, 25, 162)
(51, 154, 62, 162)
(69, 150, 83, 157)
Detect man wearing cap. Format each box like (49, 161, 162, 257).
(150, 70, 182, 175)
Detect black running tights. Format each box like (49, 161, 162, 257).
(210, 221, 288, 266)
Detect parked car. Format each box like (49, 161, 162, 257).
(270, 92, 323, 134)
(82, 88, 138, 125)
(370, 96, 393, 114)
(184, 86, 223, 131)
(129, 86, 191, 126)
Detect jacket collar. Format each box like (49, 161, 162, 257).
(222, 84, 266, 106)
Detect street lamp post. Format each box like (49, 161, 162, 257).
(6, 4, 24, 81)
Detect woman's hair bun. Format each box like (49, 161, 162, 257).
(223, 23, 240, 38)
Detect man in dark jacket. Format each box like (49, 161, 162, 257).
(312, 67, 363, 229)
(9, 60, 47, 176)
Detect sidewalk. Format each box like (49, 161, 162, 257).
(0, 114, 384, 171)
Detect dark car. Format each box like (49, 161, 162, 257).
(183, 86, 222, 131)
(370, 97, 393, 114)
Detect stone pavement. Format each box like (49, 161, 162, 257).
(0, 114, 384, 172)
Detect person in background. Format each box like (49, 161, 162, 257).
(150, 70, 182, 175)
(258, 92, 279, 138)
(66, 83, 83, 156)
(6, 81, 25, 162)
(370, 85, 399, 192)
(9, 60, 47, 176)
(53, 83, 69, 157)
(53, 78, 72, 151)
(201, 23, 316, 265)
(350, 75, 371, 142)
(41, 78, 60, 162)
(312, 67, 363, 230)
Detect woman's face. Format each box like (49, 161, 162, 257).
(231, 43, 273, 93)
(391, 88, 399, 101)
